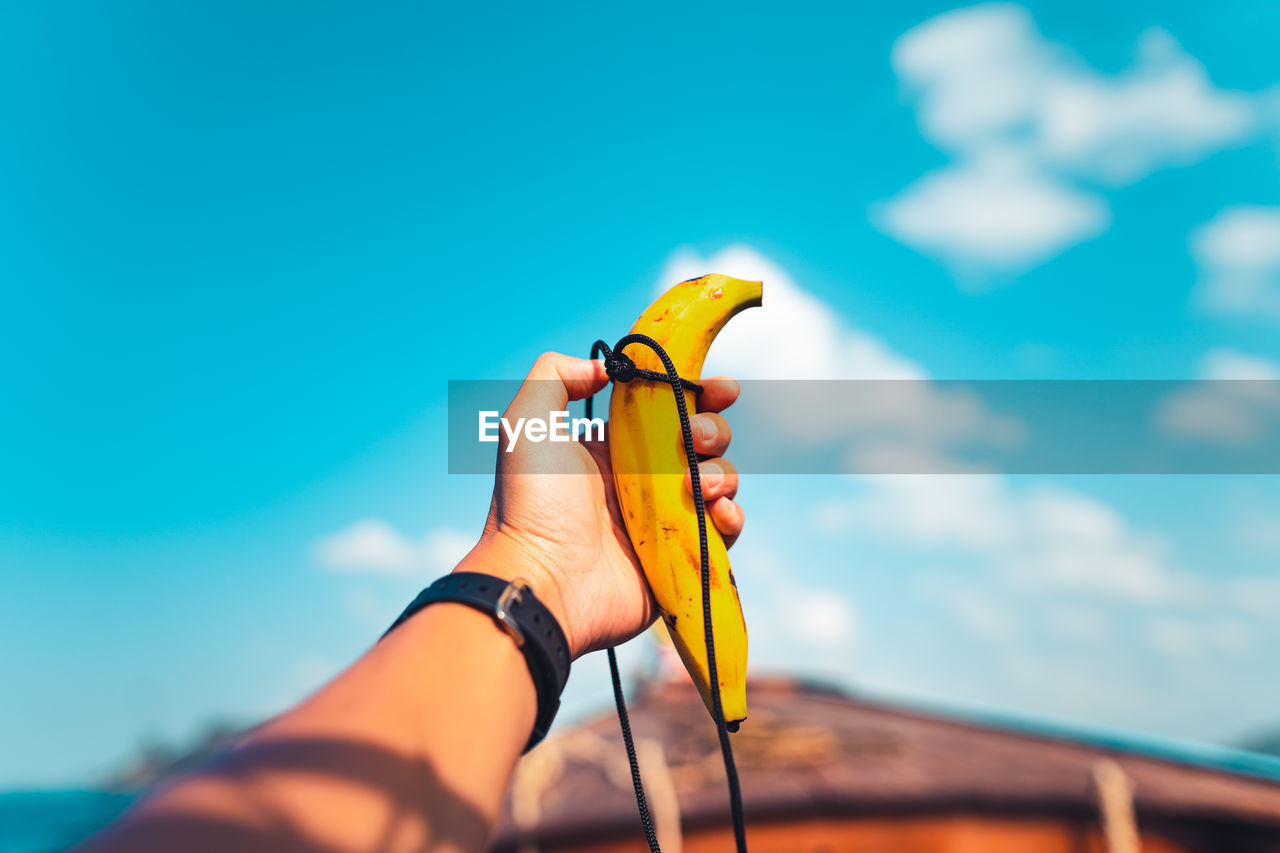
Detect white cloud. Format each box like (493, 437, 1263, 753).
(787, 596, 856, 647)
(1159, 392, 1260, 444)
(315, 519, 416, 572)
(1192, 206, 1280, 320)
(657, 245, 924, 381)
(893, 6, 1256, 181)
(1035, 29, 1256, 183)
(313, 519, 474, 577)
(1157, 348, 1280, 444)
(874, 153, 1109, 280)
(821, 476, 1013, 549)
(825, 477, 1189, 604)
(1015, 486, 1182, 601)
(660, 244, 1207, 640)
(736, 543, 857, 660)
(1201, 349, 1280, 382)
(884, 4, 1267, 278)
(892, 4, 1047, 152)
(656, 245, 1021, 467)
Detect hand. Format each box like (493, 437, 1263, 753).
(462, 352, 744, 659)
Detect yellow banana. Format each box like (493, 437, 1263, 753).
(608, 274, 762, 729)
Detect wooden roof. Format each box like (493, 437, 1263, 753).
(491, 676, 1280, 850)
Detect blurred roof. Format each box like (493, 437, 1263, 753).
(492, 676, 1280, 850)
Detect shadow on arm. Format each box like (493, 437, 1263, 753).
(75, 735, 492, 853)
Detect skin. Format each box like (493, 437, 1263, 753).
(77, 352, 744, 853)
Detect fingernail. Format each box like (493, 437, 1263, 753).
(700, 461, 723, 489)
(695, 416, 716, 442)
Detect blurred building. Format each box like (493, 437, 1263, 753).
(492, 677, 1280, 853)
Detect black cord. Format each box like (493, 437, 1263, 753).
(607, 646, 661, 852)
(587, 336, 749, 853)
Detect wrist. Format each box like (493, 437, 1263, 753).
(454, 531, 579, 659)
(383, 562, 570, 752)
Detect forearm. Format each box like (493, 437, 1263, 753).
(80, 545, 542, 853)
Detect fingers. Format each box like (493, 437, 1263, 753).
(684, 458, 738, 502)
(685, 458, 743, 547)
(708, 496, 744, 548)
(688, 378, 741, 545)
(689, 412, 731, 457)
(506, 352, 609, 424)
(696, 376, 740, 414)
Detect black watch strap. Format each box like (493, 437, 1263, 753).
(383, 572, 571, 753)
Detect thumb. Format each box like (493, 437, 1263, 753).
(505, 352, 609, 425)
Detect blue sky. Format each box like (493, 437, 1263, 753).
(4, 0, 1280, 787)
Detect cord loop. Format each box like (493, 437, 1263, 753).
(590, 338, 704, 396)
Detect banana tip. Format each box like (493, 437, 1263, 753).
(726, 717, 744, 733)
(739, 279, 763, 310)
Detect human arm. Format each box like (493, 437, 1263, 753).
(77, 352, 744, 853)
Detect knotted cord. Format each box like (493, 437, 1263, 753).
(586, 334, 748, 853)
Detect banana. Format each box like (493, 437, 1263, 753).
(608, 274, 762, 729)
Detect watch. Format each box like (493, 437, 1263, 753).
(384, 572, 571, 752)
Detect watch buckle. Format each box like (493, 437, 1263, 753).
(494, 578, 531, 648)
